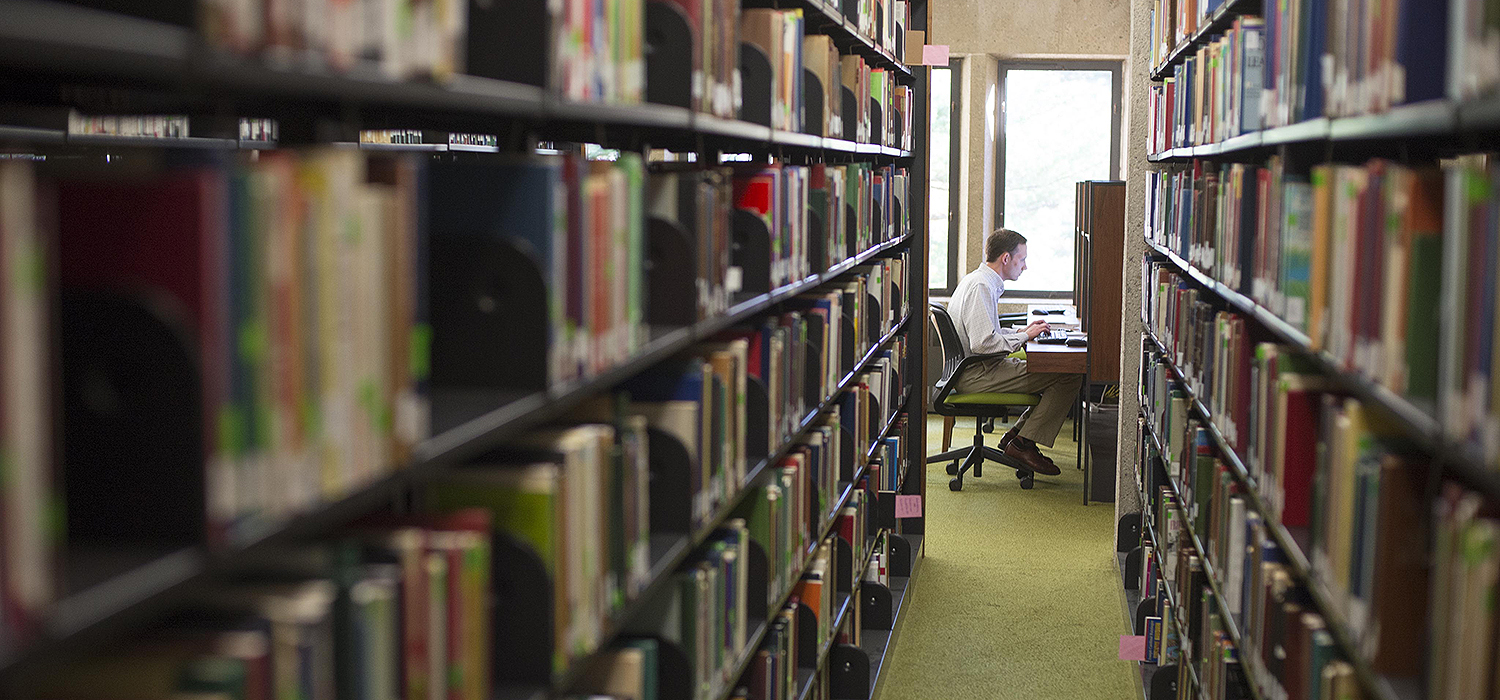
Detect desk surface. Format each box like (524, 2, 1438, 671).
(1025, 341, 1088, 374)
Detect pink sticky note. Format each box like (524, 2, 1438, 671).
(921, 44, 950, 66)
(895, 494, 923, 518)
(1118, 635, 1148, 662)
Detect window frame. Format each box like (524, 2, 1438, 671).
(927, 58, 963, 296)
(992, 59, 1123, 300)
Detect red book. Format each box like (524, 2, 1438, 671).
(1233, 317, 1253, 457)
(1255, 168, 1272, 301)
(588, 163, 611, 375)
(562, 154, 586, 381)
(749, 649, 771, 699)
(1164, 79, 1176, 149)
(1279, 376, 1324, 528)
(55, 166, 233, 543)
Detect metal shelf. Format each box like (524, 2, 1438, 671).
(0, 234, 915, 683)
(499, 309, 912, 697)
(1328, 100, 1458, 140)
(1142, 238, 1478, 487)
(1116, 552, 1152, 700)
(708, 456, 878, 700)
(1139, 333, 1419, 700)
(0, 0, 914, 159)
(1144, 98, 1500, 161)
(1139, 418, 1265, 700)
(1148, 0, 1262, 80)
(862, 533, 922, 700)
(794, 592, 854, 700)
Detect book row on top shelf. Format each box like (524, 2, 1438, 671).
(1144, 0, 1500, 154)
(0, 135, 921, 692)
(1149, 0, 1259, 73)
(0, 0, 917, 150)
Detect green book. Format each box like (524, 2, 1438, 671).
(744, 484, 782, 599)
(1193, 428, 1215, 537)
(625, 638, 659, 700)
(1406, 224, 1443, 402)
(1308, 626, 1335, 700)
(1281, 176, 1314, 332)
(608, 438, 627, 612)
(619, 153, 645, 350)
(425, 464, 562, 669)
(677, 570, 701, 696)
(809, 182, 829, 270)
(426, 464, 559, 573)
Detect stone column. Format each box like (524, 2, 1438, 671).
(1113, 0, 1153, 546)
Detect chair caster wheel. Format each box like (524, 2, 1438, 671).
(949, 478, 963, 491)
(1015, 469, 1026, 479)
(973, 462, 983, 478)
(1019, 473, 1035, 490)
(982, 418, 994, 434)
(946, 461, 959, 475)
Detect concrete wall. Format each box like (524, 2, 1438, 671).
(931, 0, 1131, 57)
(1113, 0, 1152, 542)
(936, 0, 1132, 278)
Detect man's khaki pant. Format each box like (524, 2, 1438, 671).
(954, 356, 1084, 448)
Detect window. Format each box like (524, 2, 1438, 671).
(995, 62, 1121, 297)
(928, 63, 957, 293)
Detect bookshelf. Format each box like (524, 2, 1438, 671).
(0, 0, 918, 157)
(1134, 326, 1419, 700)
(1148, 0, 1262, 80)
(0, 0, 934, 697)
(1125, 2, 1500, 700)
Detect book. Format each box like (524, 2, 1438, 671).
(0, 159, 52, 639)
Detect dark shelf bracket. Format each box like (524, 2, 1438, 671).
(829, 643, 871, 700)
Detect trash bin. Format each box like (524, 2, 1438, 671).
(1086, 402, 1119, 503)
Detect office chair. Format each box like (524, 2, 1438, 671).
(926, 303, 1043, 490)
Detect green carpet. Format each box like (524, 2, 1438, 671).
(877, 416, 1138, 700)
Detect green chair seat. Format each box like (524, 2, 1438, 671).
(945, 392, 1041, 406)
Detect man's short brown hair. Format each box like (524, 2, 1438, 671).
(986, 228, 1027, 263)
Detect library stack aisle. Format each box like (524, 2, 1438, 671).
(0, 1, 936, 699)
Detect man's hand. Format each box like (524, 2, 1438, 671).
(1024, 319, 1051, 340)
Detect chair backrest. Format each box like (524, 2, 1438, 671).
(928, 302, 967, 386)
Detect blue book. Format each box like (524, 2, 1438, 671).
(1300, 0, 1326, 120)
(1394, 0, 1449, 105)
(1145, 616, 1162, 664)
(428, 157, 566, 385)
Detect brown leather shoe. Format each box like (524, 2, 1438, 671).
(1003, 442, 1062, 476)
(998, 425, 1022, 450)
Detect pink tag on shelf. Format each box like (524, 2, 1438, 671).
(921, 44, 950, 66)
(895, 495, 923, 518)
(1118, 635, 1148, 661)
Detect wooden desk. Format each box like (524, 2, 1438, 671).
(1024, 342, 1088, 374)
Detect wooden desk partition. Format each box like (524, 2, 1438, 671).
(1075, 180, 1125, 384)
(1023, 342, 1088, 374)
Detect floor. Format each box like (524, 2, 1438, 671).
(877, 416, 1139, 700)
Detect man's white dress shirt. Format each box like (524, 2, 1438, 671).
(946, 263, 1028, 357)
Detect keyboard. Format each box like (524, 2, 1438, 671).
(1035, 330, 1088, 347)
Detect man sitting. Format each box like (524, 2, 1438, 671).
(945, 228, 1084, 477)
